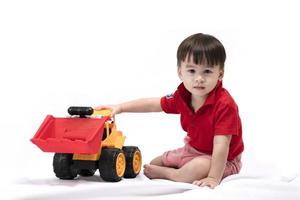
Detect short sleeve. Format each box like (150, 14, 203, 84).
(160, 90, 180, 114)
(214, 103, 240, 135)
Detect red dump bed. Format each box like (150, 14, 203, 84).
(31, 115, 109, 154)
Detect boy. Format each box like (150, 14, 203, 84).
(95, 33, 244, 189)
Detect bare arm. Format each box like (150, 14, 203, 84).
(95, 97, 162, 115)
(193, 135, 231, 188)
(208, 135, 231, 181)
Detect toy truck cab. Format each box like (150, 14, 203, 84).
(31, 107, 142, 182)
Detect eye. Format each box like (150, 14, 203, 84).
(187, 69, 196, 74)
(204, 69, 212, 74)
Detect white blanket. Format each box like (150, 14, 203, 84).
(4, 172, 300, 200)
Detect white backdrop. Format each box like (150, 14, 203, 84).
(1, 0, 300, 195)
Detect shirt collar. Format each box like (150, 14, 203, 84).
(178, 80, 223, 107)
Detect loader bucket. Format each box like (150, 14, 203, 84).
(31, 115, 109, 154)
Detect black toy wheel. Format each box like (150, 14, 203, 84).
(53, 153, 77, 180)
(68, 106, 93, 117)
(122, 146, 142, 178)
(98, 148, 126, 182)
(78, 169, 96, 177)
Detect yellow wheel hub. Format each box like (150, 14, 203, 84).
(133, 151, 142, 174)
(116, 153, 126, 177)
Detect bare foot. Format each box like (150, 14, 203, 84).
(143, 164, 174, 180)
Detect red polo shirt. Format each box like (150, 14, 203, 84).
(160, 81, 244, 161)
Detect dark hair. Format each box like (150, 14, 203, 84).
(177, 33, 226, 69)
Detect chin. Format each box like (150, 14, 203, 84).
(192, 91, 208, 97)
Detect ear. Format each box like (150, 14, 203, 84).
(218, 70, 224, 81)
(177, 66, 183, 80)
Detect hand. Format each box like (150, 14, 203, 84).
(94, 104, 122, 116)
(192, 176, 220, 189)
(184, 136, 190, 144)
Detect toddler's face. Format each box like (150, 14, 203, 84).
(178, 56, 223, 99)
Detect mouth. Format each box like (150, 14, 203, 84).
(193, 86, 205, 90)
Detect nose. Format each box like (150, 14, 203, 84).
(195, 74, 204, 83)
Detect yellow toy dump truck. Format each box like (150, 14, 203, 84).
(31, 106, 142, 182)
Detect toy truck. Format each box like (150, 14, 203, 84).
(31, 106, 142, 182)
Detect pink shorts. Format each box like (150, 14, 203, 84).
(162, 144, 242, 179)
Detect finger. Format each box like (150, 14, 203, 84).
(207, 182, 216, 189)
(200, 181, 210, 187)
(95, 105, 110, 110)
(201, 182, 216, 189)
(94, 106, 105, 110)
(193, 178, 207, 186)
(192, 180, 203, 186)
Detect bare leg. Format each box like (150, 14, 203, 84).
(144, 156, 211, 183)
(149, 155, 164, 166)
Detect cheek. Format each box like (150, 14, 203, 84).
(177, 70, 184, 80)
(211, 79, 219, 88)
(179, 72, 191, 80)
(178, 74, 185, 81)
(206, 78, 218, 87)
